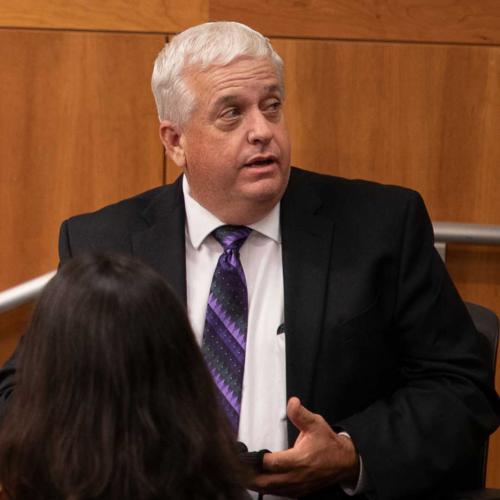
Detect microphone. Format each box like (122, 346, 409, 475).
(236, 441, 270, 499)
(236, 441, 270, 473)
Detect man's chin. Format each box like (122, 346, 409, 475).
(240, 177, 287, 204)
(241, 166, 289, 196)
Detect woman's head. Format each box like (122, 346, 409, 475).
(0, 253, 245, 500)
(21, 252, 213, 432)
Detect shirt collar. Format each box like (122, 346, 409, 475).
(182, 175, 281, 249)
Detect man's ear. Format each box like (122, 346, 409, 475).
(159, 121, 186, 168)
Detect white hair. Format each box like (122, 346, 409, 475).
(151, 21, 284, 125)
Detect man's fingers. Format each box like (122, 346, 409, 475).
(250, 471, 298, 495)
(287, 396, 317, 432)
(251, 470, 334, 498)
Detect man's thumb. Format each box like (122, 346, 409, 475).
(287, 396, 317, 432)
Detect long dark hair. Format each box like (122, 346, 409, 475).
(0, 254, 246, 500)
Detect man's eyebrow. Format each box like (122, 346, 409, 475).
(264, 84, 282, 95)
(213, 95, 240, 109)
(212, 85, 282, 109)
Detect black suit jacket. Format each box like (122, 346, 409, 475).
(1, 168, 499, 499)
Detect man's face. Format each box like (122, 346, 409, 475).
(161, 57, 291, 224)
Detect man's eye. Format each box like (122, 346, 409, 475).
(221, 107, 241, 119)
(265, 100, 282, 113)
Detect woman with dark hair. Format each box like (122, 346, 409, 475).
(0, 253, 247, 500)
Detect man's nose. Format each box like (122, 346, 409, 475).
(247, 111, 273, 145)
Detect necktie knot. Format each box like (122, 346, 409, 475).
(213, 225, 251, 253)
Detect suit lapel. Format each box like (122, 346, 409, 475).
(281, 171, 335, 441)
(131, 176, 187, 303)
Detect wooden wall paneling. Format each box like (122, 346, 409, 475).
(210, 0, 500, 45)
(0, 302, 34, 366)
(0, 29, 166, 290)
(4, 0, 498, 43)
(0, 0, 207, 33)
(166, 156, 182, 184)
(273, 38, 500, 224)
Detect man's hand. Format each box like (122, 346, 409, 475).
(249, 397, 360, 498)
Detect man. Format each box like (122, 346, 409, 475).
(1, 22, 499, 499)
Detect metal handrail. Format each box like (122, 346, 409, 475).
(0, 222, 499, 315)
(0, 271, 56, 314)
(433, 222, 500, 245)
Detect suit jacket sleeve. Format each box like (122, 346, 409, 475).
(334, 191, 499, 499)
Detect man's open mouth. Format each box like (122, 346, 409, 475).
(245, 157, 276, 167)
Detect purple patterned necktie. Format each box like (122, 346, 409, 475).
(202, 225, 251, 434)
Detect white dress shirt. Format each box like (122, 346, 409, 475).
(183, 177, 290, 500)
(183, 177, 364, 499)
